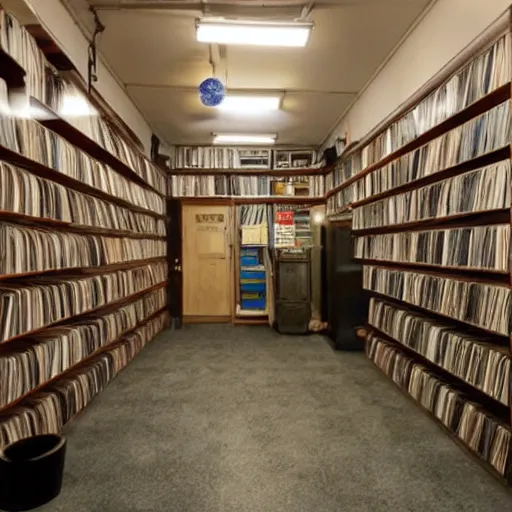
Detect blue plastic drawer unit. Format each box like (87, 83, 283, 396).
(240, 270, 266, 281)
(241, 293, 266, 310)
(240, 255, 259, 266)
(240, 281, 266, 293)
(240, 248, 259, 266)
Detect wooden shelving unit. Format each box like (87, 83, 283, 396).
(31, 97, 165, 196)
(0, 256, 166, 283)
(171, 166, 330, 176)
(2, 280, 168, 345)
(325, 83, 511, 201)
(0, 8, 170, 451)
(0, 143, 165, 219)
(0, 209, 166, 239)
(0, 304, 168, 413)
(325, 20, 512, 481)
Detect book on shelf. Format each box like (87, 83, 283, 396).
(354, 224, 510, 272)
(360, 33, 511, 170)
(0, 161, 166, 235)
(0, 257, 167, 343)
(0, 83, 165, 215)
(367, 334, 511, 477)
(0, 311, 169, 451)
(0, 10, 165, 195)
(362, 265, 511, 336)
(174, 147, 318, 171)
(327, 32, 512, 194)
(330, 99, 511, 218)
(352, 160, 511, 230)
(368, 298, 510, 405)
(0, 6, 169, 451)
(0, 287, 166, 409)
(0, 222, 166, 276)
(169, 173, 324, 199)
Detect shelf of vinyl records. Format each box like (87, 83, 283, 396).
(336, 19, 512, 482)
(324, 28, 512, 219)
(169, 171, 326, 203)
(174, 146, 318, 171)
(0, 8, 166, 198)
(0, 7, 170, 450)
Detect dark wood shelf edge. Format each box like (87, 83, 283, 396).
(233, 317, 269, 325)
(31, 98, 165, 197)
(170, 165, 331, 177)
(1, 280, 168, 344)
(0, 256, 167, 283)
(342, 147, 510, 206)
(235, 197, 325, 205)
(367, 357, 512, 485)
(328, 82, 512, 190)
(355, 259, 509, 280)
(326, 145, 510, 200)
(367, 326, 509, 412)
(177, 196, 325, 205)
(0, 306, 169, 414)
(0, 210, 166, 240)
(351, 208, 511, 235)
(365, 290, 510, 341)
(0, 144, 165, 219)
(362, 261, 510, 286)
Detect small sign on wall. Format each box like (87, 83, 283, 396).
(275, 211, 295, 248)
(196, 213, 225, 223)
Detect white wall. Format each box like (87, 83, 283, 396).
(323, 0, 512, 148)
(23, 0, 154, 155)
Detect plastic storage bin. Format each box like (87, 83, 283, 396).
(240, 255, 259, 266)
(240, 270, 266, 280)
(0, 434, 67, 511)
(241, 294, 266, 310)
(240, 248, 259, 266)
(240, 281, 266, 293)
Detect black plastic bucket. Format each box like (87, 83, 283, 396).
(0, 434, 66, 511)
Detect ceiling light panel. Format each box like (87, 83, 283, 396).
(217, 95, 281, 113)
(196, 19, 313, 47)
(213, 133, 277, 145)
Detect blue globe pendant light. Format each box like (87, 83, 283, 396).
(199, 77, 225, 107)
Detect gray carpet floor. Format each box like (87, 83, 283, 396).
(37, 325, 512, 512)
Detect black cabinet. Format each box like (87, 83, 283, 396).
(275, 250, 311, 334)
(324, 222, 369, 350)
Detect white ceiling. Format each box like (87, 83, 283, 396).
(78, 0, 431, 147)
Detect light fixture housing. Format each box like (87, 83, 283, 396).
(212, 133, 277, 145)
(217, 94, 282, 113)
(196, 18, 313, 47)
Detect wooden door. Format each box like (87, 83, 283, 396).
(182, 204, 232, 321)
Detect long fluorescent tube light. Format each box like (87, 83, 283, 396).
(217, 95, 281, 113)
(213, 134, 277, 145)
(196, 18, 313, 47)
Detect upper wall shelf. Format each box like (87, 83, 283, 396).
(31, 98, 165, 197)
(326, 82, 512, 200)
(171, 166, 331, 177)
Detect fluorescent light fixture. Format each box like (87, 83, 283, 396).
(213, 133, 277, 145)
(217, 95, 281, 113)
(196, 18, 313, 47)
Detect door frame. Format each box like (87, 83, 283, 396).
(180, 198, 235, 323)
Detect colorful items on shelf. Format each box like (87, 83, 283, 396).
(240, 248, 266, 311)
